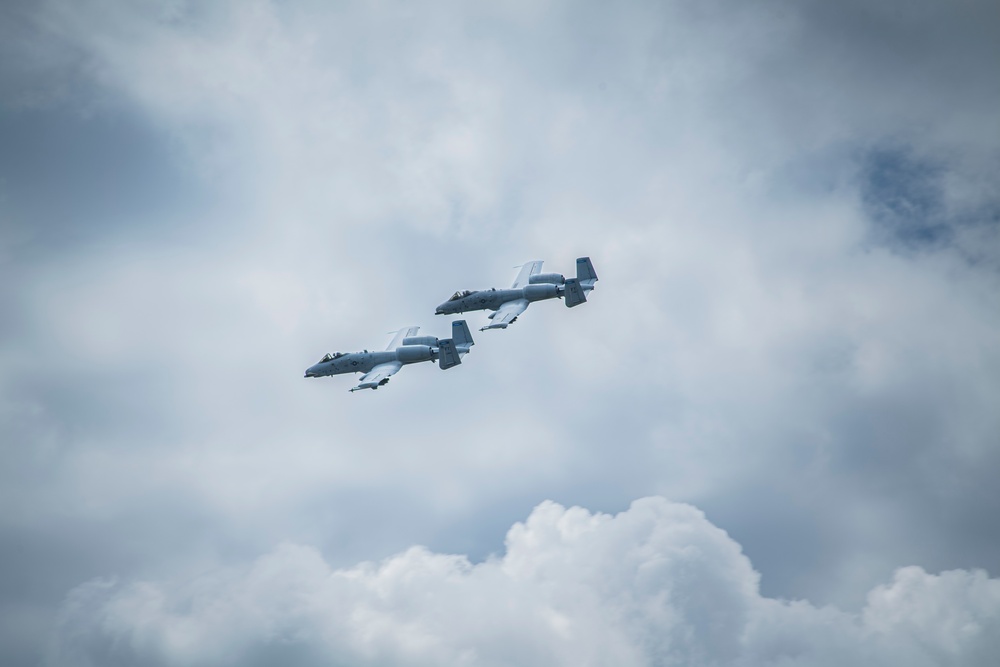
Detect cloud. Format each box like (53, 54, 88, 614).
(45, 497, 1000, 667)
(2, 0, 1000, 664)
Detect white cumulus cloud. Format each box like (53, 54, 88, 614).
(46, 497, 1000, 667)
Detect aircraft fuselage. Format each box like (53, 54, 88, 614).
(304, 350, 396, 378)
(435, 284, 560, 315)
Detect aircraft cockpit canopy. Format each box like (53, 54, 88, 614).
(449, 289, 475, 301)
(320, 352, 345, 363)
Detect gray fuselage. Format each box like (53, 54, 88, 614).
(305, 346, 434, 378)
(435, 284, 560, 315)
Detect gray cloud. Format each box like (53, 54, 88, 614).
(2, 0, 999, 664)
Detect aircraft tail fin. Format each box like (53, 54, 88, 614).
(576, 257, 598, 286)
(437, 338, 462, 370)
(563, 256, 597, 308)
(451, 320, 475, 347)
(563, 278, 587, 307)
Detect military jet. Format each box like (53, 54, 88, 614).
(304, 320, 475, 392)
(436, 257, 598, 331)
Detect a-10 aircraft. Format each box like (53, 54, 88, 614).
(304, 320, 475, 392)
(436, 257, 598, 331)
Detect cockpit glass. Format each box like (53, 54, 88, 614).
(320, 352, 344, 363)
(449, 290, 474, 301)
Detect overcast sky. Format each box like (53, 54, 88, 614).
(2, 0, 999, 665)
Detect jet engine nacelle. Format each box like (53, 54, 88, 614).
(523, 283, 560, 302)
(529, 273, 565, 285)
(396, 345, 434, 363)
(401, 336, 439, 347)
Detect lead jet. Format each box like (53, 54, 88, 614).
(304, 320, 475, 392)
(436, 257, 598, 331)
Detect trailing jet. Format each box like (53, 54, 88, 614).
(304, 320, 475, 392)
(436, 257, 598, 331)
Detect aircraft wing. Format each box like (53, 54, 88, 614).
(351, 361, 403, 392)
(511, 261, 543, 288)
(481, 298, 529, 330)
(385, 326, 420, 351)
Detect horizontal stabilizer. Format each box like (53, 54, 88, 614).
(438, 338, 462, 370)
(563, 278, 587, 307)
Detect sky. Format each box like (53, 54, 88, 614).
(1, 0, 999, 665)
